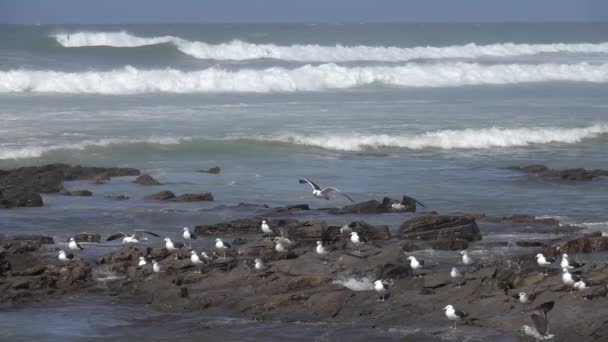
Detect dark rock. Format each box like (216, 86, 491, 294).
(62, 189, 92, 196)
(10, 235, 54, 244)
(171, 193, 214, 202)
(505, 164, 608, 181)
(399, 215, 482, 242)
(144, 191, 176, 200)
(516, 241, 546, 248)
(72, 233, 101, 243)
(194, 218, 298, 237)
(105, 194, 130, 200)
(0, 187, 43, 208)
(198, 166, 221, 174)
(134, 174, 162, 186)
(430, 239, 469, 251)
(401, 241, 422, 252)
(329, 200, 385, 214)
(547, 232, 608, 254)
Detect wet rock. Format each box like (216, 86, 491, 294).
(329, 199, 386, 214)
(430, 239, 469, 251)
(198, 166, 221, 174)
(332, 221, 391, 241)
(134, 174, 162, 186)
(144, 190, 176, 200)
(194, 218, 298, 237)
(505, 164, 608, 181)
(72, 233, 101, 243)
(516, 241, 546, 248)
(1, 236, 53, 254)
(62, 189, 93, 196)
(171, 193, 214, 202)
(10, 235, 54, 244)
(547, 232, 608, 254)
(105, 194, 130, 200)
(399, 215, 482, 242)
(0, 187, 43, 208)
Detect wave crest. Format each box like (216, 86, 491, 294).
(53, 31, 608, 62)
(2, 62, 608, 94)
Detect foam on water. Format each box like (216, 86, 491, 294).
(53, 31, 608, 62)
(2, 62, 608, 94)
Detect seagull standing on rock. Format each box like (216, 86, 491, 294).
(164, 238, 184, 259)
(254, 258, 265, 271)
(316, 241, 329, 263)
(182, 227, 196, 248)
(407, 256, 424, 278)
(350, 231, 367, 253)
(215, 238, 232, 259)
(68, 237, 84, 251)
(536, 253, 556, 275)
(190, 250, 204, 273)
(562, 268, 582, 291)
(561, 254, 584, 269)
(137, 256, 147, 267)
(58, 250, 76, 262)
(450, 267, 463, 288)
(152, 260, 160, 273)
(443, 305, 469, 329)
(298, 178, 354, 202)
(261, 220, 273, 239)
(374, 280, 390, 302)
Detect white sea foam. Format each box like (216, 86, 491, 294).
(2, 62, 608, 94)
(53, 31, 608, 62)
(266, 124, 608, 151)
(332, 275, 375, 291)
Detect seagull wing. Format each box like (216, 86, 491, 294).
(106, 232, 128, 241)
(299, 178, 321, 191)
(454, 309, 469, 318)
(141, 230, 161, 238)
(531, 311, 549, 335)
(322, 187, 355, 203)
(403, 195, 426, 208)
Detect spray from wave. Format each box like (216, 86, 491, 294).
(53, 31, 608, 62)
(1, 125, 605, 160)
(2, 62, 608, 94)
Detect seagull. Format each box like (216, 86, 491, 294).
(574, 279, 591, 291)
(316, 241, 329, 263)
(152, 260, 160, 273)
(261, 220, 273, 239)
(391, 195, 426, 210)
(182, 227, 196, 248)
(517, 291, 536, 305)
(443, 305, 469, 329)
(561, 268, 582, 291)
(460, 250, 473, 267)
(350, 231, 367, 253)
(536, 253, 555, 275)
(254, 258, 265, 271)
(68, 237, 84, 251)
(137, 256, 147, 267)
(520, 301, 555, 340)
(298, 178, 354, 202)
(560, 254, 584, 269)
(58, 250, 76, 262)
(164, 238, 184, 258)
(201, 251, 213, 262)
(450, 267, 463, 288)
(275, 241, 288, 259)
(106, 229, 161, 244)
(339, 224, 352, 235)
(215, 238, 232, 259)
(190, 250, 205, 273)
(407, 256, 424, 278)
(374, 280, 390, 302)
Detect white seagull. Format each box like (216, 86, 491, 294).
(58, 250, 76, 262)
(137, 256, 147, 267)
(374, 280, 390, 302)
(254, 258, 265, 271)
(152, 260, 160, 273)
(201, 251, 213, 262)
(460, 250, 473, 267)
(261, 220, 273, 239)
(407, 256, 424, 278)
(350, 231, 367, 253)
(215, 238, 232, 259)
(182, 227, 197, 248)
(190, 250, 205, 273)
(106, 229, 161, 244)
(298, 178, 354, 202)
(536, 253, 556, 275)
(316, 241, 329, 263)
(450, 267, 463, 288)
(443, 305, 469, 329)
(164, 237, 184, 255)
(520, 301, 555, 340)
(560, 253, 584, 269)
(561, 268, 582, 291)
(275, 240, 288, 259)
(68, 237, 84, 251)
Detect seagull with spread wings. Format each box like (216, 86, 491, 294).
(106, 229, 161, 244)
(520, 301, 555, 340)
(298, 178, 354, 202)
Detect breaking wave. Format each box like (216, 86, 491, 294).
(265, 124, 608, 151)
(1, 124, 606, 160)
(2, 62, 608, 94)
(53, 31, 608, 62)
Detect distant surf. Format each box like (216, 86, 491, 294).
(53, 31, 608, 62)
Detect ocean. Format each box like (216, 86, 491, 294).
(0, 23, 607, 340)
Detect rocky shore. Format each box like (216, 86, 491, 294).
(2, 164, 608, 341)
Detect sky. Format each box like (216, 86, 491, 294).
(0, 0, 606, 24)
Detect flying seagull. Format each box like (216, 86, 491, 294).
(106, 229, 161, 244)
(443, 305, 469, 329)
(520, 301, 555, 340)
(298, 178, 354, 202)
(68, 237, 84, 251)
